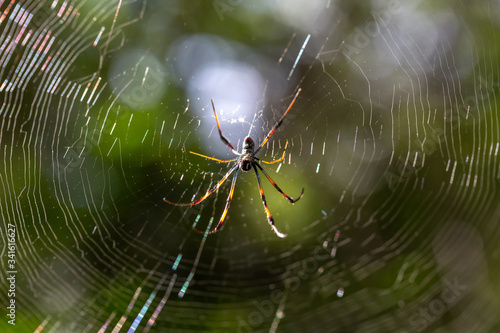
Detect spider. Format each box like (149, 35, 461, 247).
(164, 89, 304, 238)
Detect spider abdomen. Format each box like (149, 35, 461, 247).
(240, 156, 253, 172)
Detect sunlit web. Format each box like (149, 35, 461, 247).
(0, 0, 499, 332)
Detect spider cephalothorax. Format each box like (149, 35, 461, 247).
(164, 89, 304, 238)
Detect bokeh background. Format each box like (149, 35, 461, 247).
(1, 0, 499, 332)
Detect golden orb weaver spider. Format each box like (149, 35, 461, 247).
(164, 89, 304, 238)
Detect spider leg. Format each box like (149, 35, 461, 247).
(254, 162, 304, 204)
(210, 168, 239, 233)
(258, 141, 288, 165)
(189, 151, 236, 163)
(252, 164, 287, 238)
(254, 88, 301, 155)
(191, 168, 239, 235)
(211, 100, 239, 155)
(164, 164, 238, 206)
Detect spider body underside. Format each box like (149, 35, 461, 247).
(240, 137, 255, 172)
(164, 89, 303, 238)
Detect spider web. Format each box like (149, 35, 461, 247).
(1, 0, 500, 332)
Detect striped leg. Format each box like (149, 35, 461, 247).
(259, 141, 288, 165)
(210, 168, 239, 234)
(211, 100, 239, 155)
(255, 88, 301, 155)
(252, 165, 287, 238)
(255, 163, 304, 204)
(164, 164, 238, 206)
